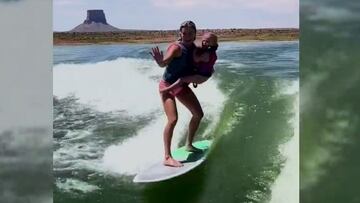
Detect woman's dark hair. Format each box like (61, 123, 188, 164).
(180, 20, 197, 32)
(178, 20, 197, 41)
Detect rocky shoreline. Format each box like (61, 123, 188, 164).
(54, 28, 299, 45)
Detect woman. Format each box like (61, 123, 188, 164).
(150, 21, 204, 167)
(159, 32, 218, 93)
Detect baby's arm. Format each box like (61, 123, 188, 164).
(193, 49, 210, 63)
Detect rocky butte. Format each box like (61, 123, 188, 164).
(70, 10, 121, 32)
(54, 9, 299, 44)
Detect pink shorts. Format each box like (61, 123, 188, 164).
(159, 79, 190, 97)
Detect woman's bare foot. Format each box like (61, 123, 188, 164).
(186, 145, 202, 153)
(163, 156, 183, 167)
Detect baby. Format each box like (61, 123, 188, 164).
(160, 32, 218, 93)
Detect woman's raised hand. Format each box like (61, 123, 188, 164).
(150, 46, 164, 67)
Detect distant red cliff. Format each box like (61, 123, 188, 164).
(69, 10, 121, 32)
(54, 28, 299, 45)
(55, 9, 298, 44)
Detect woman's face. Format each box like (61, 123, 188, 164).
(180, 27, 196, 44)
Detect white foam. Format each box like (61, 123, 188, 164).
(278, 79, 299, 95)
(55, 178, 100, 193)
(53, 57, 163, 116)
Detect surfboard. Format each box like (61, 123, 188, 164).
(133, 140, 212, 183)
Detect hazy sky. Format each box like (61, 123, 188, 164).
(53, 0, 299, 31)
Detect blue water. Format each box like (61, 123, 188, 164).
(54, 41, 298, 79)
(53, 40, 298, 203)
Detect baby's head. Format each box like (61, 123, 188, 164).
(201, 32, 218, 51)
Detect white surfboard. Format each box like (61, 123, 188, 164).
(133, 140, 212, 183)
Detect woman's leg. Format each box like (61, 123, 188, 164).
(176, 87, 204, 151)
(161, 92, 183, 167)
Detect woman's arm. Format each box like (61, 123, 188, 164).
(150, 44, 181, 67)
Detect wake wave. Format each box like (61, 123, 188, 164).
(101, 77, 226, 175)
(53, 57, 163, 115)
(54, 56, 227, 176)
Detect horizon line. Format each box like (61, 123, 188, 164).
(53, 27, 299, 32)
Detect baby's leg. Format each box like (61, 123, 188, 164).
(160, 75, 209, 93)
(178, 75, 209, 84)
(159, 79, 184, 93)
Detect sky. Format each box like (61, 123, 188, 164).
(53, 0, 299, 31)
